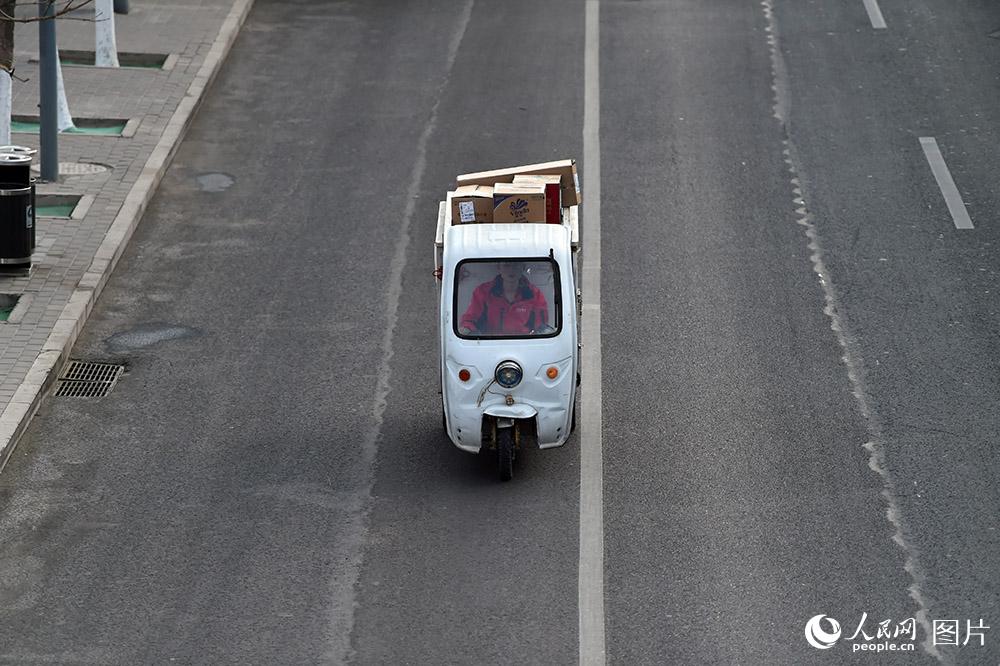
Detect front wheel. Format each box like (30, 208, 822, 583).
(497, 426, 514, 482)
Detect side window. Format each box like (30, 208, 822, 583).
(455, 259, 560, 338)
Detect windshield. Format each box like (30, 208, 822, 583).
(454, 259, 561, 339)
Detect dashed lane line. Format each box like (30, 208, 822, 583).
(863, 0, 887, 29)
(920, 137, 974, 230)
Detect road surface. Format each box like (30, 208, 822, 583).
(1, 0, 997, 664)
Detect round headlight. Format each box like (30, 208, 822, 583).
(495, 361, 523, 389)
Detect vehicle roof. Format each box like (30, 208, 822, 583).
(444, 223, 571, 260)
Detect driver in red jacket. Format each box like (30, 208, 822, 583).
(459, 262, 549, 335)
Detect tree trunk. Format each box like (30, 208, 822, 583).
(94, 0, 118, 67)
(0, 0, 15, 145)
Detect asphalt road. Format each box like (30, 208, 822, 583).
(0, 0, 997, 664)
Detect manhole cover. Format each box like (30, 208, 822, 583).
(54, 361, 124, 397)
(31, 162, 110, 176)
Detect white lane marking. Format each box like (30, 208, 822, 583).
(863, 0, 887, 29)
(580, 1, 606, 665)
(325, 2, 475, 663)
(764, 2, 942, 661)
(920, 137, 974, 230)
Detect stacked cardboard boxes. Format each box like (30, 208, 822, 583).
(492, 182, 546, 223)
(513, 174, 561, 224)
(450, 185, 494, 223)
(447, 158, 580, 224)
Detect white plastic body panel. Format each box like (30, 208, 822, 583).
(439, 222, 579, 453)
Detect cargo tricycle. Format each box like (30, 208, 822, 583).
(434, 192, 580, 481)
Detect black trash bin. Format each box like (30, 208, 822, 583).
(0, 148, 32, 183)
(0, 149, 36, 253)
(0, 183, 33, 266)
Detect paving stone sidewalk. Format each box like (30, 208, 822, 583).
(0, 0, 254, 469)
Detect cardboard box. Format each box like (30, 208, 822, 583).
(456, 158, 581, 206)
(513, 174, 561, 223)
(450, 184, 493, 223)
(493, 182, 546, 223)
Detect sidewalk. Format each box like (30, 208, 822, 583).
(0, 0, 254, 470)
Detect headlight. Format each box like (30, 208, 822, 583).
(495, 361, 523, 389)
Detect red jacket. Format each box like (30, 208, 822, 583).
(460, 276, 549, 335)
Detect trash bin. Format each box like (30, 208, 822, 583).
(0, 183, 33, 266)
(0, 148, 36, 253)
(0, 147, 33, 182)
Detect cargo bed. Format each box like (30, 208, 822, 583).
(434, 200, 580, 250)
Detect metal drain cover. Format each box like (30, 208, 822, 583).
(31, 162, 111, 176)
(54, 361, 124, 397)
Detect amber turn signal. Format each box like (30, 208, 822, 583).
(546, 366, 559, 379)
(458, 368, 471, 382)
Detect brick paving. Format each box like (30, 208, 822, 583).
(0, 0, 251, 463)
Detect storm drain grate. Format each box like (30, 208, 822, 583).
(54, 361, 124, 397)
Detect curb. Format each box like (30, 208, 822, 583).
(0, 0, 256, 472)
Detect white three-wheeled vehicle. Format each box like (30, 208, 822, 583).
(434, 202, 580, 481)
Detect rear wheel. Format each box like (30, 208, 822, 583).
(497, 426, 514, 482)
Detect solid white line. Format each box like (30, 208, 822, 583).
(919, 137, 974, 230)
(863, 0, 887, 29)
(580, 1, 606, 665)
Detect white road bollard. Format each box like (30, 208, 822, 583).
(55, 55, 75, 132)
(95, 0, 120, 68)
(0, 70, 11, 146)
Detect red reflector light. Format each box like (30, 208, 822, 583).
(546, 366, 559, 379)
(458, 369, 471, 382)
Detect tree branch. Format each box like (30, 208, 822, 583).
(0, 0, 95, 23)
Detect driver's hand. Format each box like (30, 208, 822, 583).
(459, 326, 472, 335)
